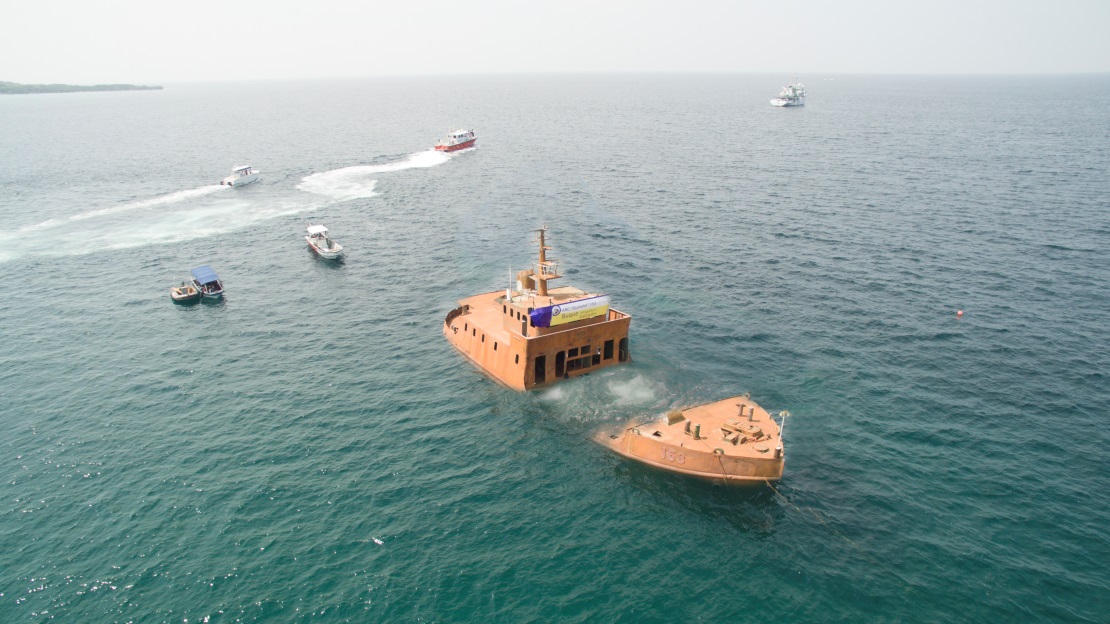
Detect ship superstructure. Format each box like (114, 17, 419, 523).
(770, 76, 806, 107)
(443, 226, 631, 390)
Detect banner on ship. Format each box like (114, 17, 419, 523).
(529, 295, 610, 328)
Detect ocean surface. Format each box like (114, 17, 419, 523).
(1, 74, 1108, 622)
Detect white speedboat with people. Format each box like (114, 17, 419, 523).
(434, 129, 476, 152)
(771, 76, 806, 107)
(221, 165, 259, 187)
(191, 265, 224, 299)
(305, 224, 343, 259)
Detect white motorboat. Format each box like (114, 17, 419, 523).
(305, 224, 343, 259)
(221, 165, 259, 187)
(771, 76, 806, 107)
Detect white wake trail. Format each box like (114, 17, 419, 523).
(12, 185, 228, 235)
(298, 150, 451, 201)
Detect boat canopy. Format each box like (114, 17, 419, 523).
(233, 165, 252, 173)
(306, 225, 329, 235)
(191, 265, 220, 285)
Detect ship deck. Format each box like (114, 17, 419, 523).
(455, 285, 600, 342)
(638, 397, 782, 461)
(597, 395, 785, 482)
(455, 291, 513, 344)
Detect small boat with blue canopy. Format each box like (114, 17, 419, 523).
(190, 265, 224, 299)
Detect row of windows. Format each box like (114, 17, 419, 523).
(459, 320, 619, 378)
(504, 304, 532, 326)
(462, 321, 511, 357)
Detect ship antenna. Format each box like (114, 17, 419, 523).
(533, 223, 561, 297)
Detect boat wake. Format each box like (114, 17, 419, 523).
(297, 150, 451, 201)
(12, 185, 228, 235)
(0, 193, 322, 264)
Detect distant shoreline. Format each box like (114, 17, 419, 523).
(0, 81, 163, 94)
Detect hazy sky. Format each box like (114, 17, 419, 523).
(3, 0, 1108, 83)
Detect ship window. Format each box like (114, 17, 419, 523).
(481, 334, 485, 343)
(592, 350, 601, 366)
(493, 342, 497, 350)
(604, 339, 614, 360)
(464, 323, 468, 331)
(582, 344, 591, 354)
(515, 354, 519, 364)
(535, 355, 546, 384)
(503, 305, 507, 314)
(473, 329, 476, 336)
(568, 347, 579, 358)
(567, 355, 592, 373)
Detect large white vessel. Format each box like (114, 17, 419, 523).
(771, 77, 806, 107)
(221, 165, 259, 187)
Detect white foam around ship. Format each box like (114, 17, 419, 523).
(607, 375, 657, 405)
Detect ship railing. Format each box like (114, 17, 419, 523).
(444, 304, 470, 327)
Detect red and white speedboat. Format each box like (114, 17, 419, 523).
(434, 129, 476, 152)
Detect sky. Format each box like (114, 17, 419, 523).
(2, 0, 1108, 83)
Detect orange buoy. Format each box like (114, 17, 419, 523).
(957, 310, 964, 318)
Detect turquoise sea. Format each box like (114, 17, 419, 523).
(1, 75, 1108, 622)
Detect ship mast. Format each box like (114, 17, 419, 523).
(534, 224, 561, 297)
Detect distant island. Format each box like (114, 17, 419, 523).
(0, 81, 163, 94)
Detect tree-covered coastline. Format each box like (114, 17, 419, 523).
(0, 80, 162, 94)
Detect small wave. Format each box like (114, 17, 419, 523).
(298, 150, 451, 200)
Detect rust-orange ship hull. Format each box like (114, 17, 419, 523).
(597, 395, 785, 483)
(444, 289, 631, 391)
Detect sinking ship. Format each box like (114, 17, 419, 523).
(443, 225, 631, 390)
(596, 394, 786, 483)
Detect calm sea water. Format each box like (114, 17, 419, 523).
(1, 74, 1108, 622)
